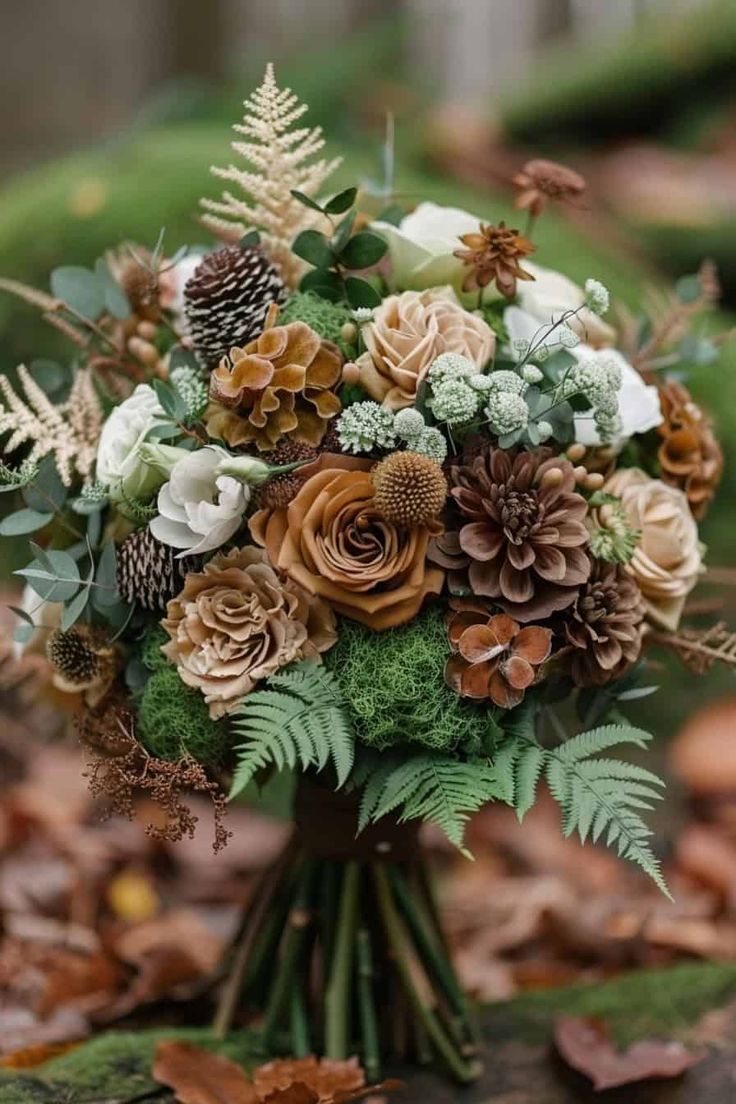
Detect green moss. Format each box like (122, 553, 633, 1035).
(137, 661, 230, 766)
(279, 291, 356, 358)
(0, 1027, 260, 1104)
(139, 624, 170, 673)
(325, 607, 496, 753)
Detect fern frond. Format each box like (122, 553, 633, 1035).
(365, 755, 504, 855)
(229, 662, 354, 798)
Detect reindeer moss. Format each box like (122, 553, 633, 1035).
(279, 291, 356, 357)
(325, 607, 496, 753)
(140, 624, 170, 672)
(137, 657, 230, 766)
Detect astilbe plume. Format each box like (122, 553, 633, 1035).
(200, 63, 341, 285)
(0, 366, 103, 484)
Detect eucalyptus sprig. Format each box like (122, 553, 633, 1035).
(290, 187, 387, 310)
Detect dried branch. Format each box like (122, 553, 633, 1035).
(648, 621, 736, 675)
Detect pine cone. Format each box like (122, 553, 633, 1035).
(431, 447, 591, 621)
(657, 379, 723, 520)
(117, 528, 202, 611)
(184, 245, 287, 369)
(562, 559, 644, 686)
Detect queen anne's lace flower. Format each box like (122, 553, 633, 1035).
(487, 370, 527, 396)
(584, 278, 610, 316)
(336, 401, 397, 454)
(428, 352, 476, 383)
(393, 407, 426, 438)
(485, 392, 529, 435)
(413, 427, 448, 463)
(429, 378, 480, 425)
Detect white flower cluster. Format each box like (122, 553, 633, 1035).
(584, 278, 610, 316)
(335, 401, 448, 462)
(170, 364, 209, 422)
(556, 353, 624, 443)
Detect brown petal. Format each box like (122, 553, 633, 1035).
(513, 626, 552, 665)
(501, 654, 536, 690)
(487, 613, 518, 647)
(460, 658, 496, 699)
(448, 610, 486, 646)
(488, 670, 524, 709)
(459, 522, 504, 561)
(458, 624, 506, 663)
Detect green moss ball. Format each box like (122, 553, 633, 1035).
(324, 607, 495, 753)
(279, 291, 356, 358)
(136, 662, 230, 766)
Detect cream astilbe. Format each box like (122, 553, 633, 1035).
(0, 366, 103, 485)
(200, 63, 341, 286)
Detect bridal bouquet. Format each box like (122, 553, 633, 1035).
(1, 66, 732, 1079)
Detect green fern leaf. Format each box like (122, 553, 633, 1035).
(229, 662, 355, 798)
(367, 755, 504, 854)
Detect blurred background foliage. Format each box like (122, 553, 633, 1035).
(0, 0, 734, 736)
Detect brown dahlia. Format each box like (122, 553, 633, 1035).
(513, 158, 586, 219)
(453, 221, 535, 298)
(562, 559, 645, 687)
(431, 448, 591, 621)
(657, 378, 723, 520)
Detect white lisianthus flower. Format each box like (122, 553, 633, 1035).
(372, 202, 492, 301)
(150, 446, 251, 557)
(571, 347, 663, 448)
(96, 384, 168, 503)
(514, 262, 617, 348)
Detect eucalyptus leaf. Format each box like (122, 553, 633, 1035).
(299, 268, 343, 303)
(29, 359, 72, 401)
(13, 624, 35, 645)
(345, 277, 381, 310)
(16, 550, 81, 602)
(324, 187, 357, 215)
(169, 344, 201, 374)
(87, 508, 103, 548)
(239, 230, 261, 247)
(61, 587, 91, 632)
(95, 257, 131, 320)
(292, 229, 334, 269)
(290, 189, 325, 214)
(340, 231, 387, 270)
(7, 605, 35, 627)
(50, 265, 105, 320)
(151, 378, 186, 420)
(22, 455, 67, 512)
(93, 541, 120, 606)
(0, 508, 54, 536)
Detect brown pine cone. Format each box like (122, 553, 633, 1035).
(657, 379, 723, 520)
(563, 559, 644, 687)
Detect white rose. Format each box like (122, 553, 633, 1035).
(149, 446, 250, 557)
(516, 262, 616, 348)
(373, 202, 490, 300)
(572, 347, 662, 448)
(96, 384, 168, 502)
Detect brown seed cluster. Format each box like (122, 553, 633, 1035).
(372, 451, 447, 528)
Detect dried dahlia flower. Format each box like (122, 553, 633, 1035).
(562, 559, 644, 686)
(657, 378, 723, 520)
(513, 158, 587, 218)
(432, 448, 591, 621)
(445, 605, 552, 708)
(206, 315, 342, 451)
(250, 458, 444, 631)
(453, 221, 535, 297)
(603, 467, 701, 632)
(161, 546, 336, 717)
(356, 288, 495, 410)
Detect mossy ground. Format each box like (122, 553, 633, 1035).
(3, 962, 736, 1102)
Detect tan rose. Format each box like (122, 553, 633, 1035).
(357, 288, 494, 410)
(603, 468, 702, 632)
(161, 546, 336, 718)
(250, 461, 444, 630)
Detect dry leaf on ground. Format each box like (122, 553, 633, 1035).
(153, 1040, 258, 1103)
(554, 1015, 705, 1091)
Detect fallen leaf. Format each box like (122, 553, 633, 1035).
(254, 1057, 363, 1101)
(554, 1015, 705, 1091)
(0, 1039, 80, 1069)
(153, 1040, 258, 1103)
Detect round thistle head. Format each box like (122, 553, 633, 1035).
(46, 627, 101, 683)
(372, 450, 447, 528)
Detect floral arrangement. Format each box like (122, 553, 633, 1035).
(2, 65, 734, 1080)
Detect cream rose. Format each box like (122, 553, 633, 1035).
(96, 384, 167, 503)
(604, 468, 702, 631)
(372, 201, 486, 296)
(514, 262, 616, 348)
(357, 287, 495, 410)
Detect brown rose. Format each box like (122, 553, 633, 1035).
(250, 463, 444, 630)
(603, 468, 702, 632)
(161, 546, 336, 717)
(357, 287, 494, 410)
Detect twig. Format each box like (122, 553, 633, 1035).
(325, 860, 359, 1058)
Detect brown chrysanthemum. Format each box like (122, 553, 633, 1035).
(657, 378, 723, 520)
(430, 448, 591, 621)
(445, 604, 552, 708)
(453, 221, 535, 297)
(513, 158, 586, 219)
(372, 451, 447, 528)
(562, 559, 645, 687)
(206, 314, 342, 452)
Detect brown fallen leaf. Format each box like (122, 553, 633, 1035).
(554, 1015, 705, 1091)
(153, 1040, 258, 1103)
